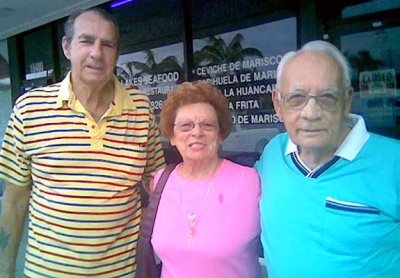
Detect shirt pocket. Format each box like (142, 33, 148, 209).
(323, 197, 382, 256)
(325, 196, 380, 215)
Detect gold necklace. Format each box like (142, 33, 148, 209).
(179, 165, 216, 246)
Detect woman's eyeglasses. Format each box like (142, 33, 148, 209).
(174, 121, 218, 132)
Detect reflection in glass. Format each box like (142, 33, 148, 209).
(342, 0, 400, 18)
(342, 26, 400, 138)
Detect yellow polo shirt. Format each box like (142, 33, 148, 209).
(0, 73, 165, 277)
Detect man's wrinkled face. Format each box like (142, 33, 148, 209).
(62, 11, 119, 88)
(272, 52, 352, 154)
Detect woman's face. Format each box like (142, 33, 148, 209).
(171, 102, 222, 164)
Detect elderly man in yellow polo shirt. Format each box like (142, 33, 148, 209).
(0, 7, 165, 277)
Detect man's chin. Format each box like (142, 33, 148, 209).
(295, 136, 329, 149)
(82, 74, 112, 86)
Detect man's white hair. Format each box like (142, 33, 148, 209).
(276, 40, 351, 89)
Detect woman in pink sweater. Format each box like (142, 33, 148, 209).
(150, 81, 261, 278)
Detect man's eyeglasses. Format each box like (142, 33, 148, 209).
(277, 89, 343, 111)
(174, 121, 218, 132)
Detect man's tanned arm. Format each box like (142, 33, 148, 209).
(0, 183, 30, 278)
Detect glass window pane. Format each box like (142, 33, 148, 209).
(342, 0, 400, 18)
(342, 26, 400, 138)
(192, 17, 297, 163)
(0, 40, 12, 144)
(116, 43, 184, 119)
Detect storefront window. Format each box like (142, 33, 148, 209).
(0, 40, 11, 143)
(115, 16, 297, 165)
(111, 0, 298, 164)
(342, 0, 400, 18)
(117, 43, 184, 118)
(0, 38, 12, 243)
(193, 17, 297, 163)
(342, 26, 400, 138)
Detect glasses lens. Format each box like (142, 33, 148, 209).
(199, 122, 217, 131)
(177, 122, 195, 132)
(284, 92, 308, 108)
(317, 93, 339, 110)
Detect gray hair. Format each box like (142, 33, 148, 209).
(276, 40, 351, 89)
(63, 7, 120, 50)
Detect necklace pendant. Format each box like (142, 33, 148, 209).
(180, 173, 215, 247)
(187, 213, 196, 224)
